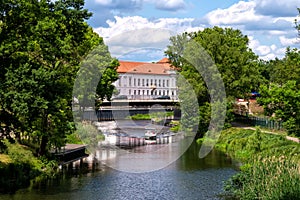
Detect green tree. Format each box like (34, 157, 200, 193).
(265, 48, 300, 85)
(165, 27, 262, 135)
(258, 81, 300, 136)
(257, 48, 300, 136)
(190, 27, 262, 99)
(73, 44, 119, 111)
(0, 0, 106, 155)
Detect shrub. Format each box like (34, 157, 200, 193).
(218, 128, 300, 200)
(226, 156, 300, 200)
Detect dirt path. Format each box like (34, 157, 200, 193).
(231, 122, 300, 143)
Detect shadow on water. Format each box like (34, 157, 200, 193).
(0, 141, 239, 200)
(178, 141, 240, 171)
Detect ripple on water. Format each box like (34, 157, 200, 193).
(78, 167, 236, 200)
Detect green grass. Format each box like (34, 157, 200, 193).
(0, 140, 61, 193)
(214, 127, 300, 199)
(127, 112, 174, 120)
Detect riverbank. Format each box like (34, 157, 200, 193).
(0, 140, 59, 193)
(210, 127, 300, 199)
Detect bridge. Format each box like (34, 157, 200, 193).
(74, 99, 181, 122)
(101, 99, 179, 107)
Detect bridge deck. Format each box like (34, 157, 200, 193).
(52, 144, 88, 165)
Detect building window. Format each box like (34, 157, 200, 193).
(134, 90, 136, 95)
(134, 78, 136, 86)
(142, 79, 144, 86)
(146, 79, 149, 86)
(138, 79, 140, 86)
(119, 77, 121, 86)
(166, 80, 169, 87)
(158, 80, 161, 87)
(129, 89, 131, 95)
(129, 77, 131, 86)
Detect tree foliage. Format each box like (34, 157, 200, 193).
(258, 49, 300, 136)
(256, 9, 300, 136)
(0, 0, 112, 155)
(165, 26, 262, 135)
(73, 43, 119, 110)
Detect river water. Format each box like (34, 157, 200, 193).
(0, 121, 238, 200)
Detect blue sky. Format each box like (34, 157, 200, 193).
(84, 0, 300, 62)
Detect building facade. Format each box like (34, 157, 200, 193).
(113, 58, 178, 100)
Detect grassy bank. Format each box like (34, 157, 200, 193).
(207, 127, 300, 200)
(0, 140, 59, 193)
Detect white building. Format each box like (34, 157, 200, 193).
(113, 58, 178, 100)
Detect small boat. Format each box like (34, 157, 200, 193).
(144, 128, 158, 144)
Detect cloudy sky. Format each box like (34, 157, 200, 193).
(84, 0, 300, 62)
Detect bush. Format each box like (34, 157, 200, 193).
(74, 122, 104, 146)
(225, 156, 300, 200)
(218, 128, 300, 200)
(0, 140, 59, 193)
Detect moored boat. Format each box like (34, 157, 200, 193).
(144, 128, 158, 144)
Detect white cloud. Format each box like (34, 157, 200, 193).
(118, 48, 165, 62)
(94, 0, 142, 9)
(205, 1, 262, 25)
(91, 0, 300, 61)
(279, 36, 299, 46)
(270, 44, 277, 51)
(275, 47, 287, 56)
(95, 0, 112, 5)
(203, 0, 299, 60)
(155, 0, 186, 11)
(94, 15, 194, 39)
(260, 47, 286, 60)
(94, 16, 203, 60)
(256, 46, 271, 56)
(260, 53, 277, 60)
(248, 36, 285, 59)
(94, 16, 199, 60)
(268, 30, 288, 35)
(106, 28, 172, 52)
(254, 0, 299, 17)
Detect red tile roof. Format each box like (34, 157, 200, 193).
(117, 58, 173, 75)
(117, 61, 147, 73)
(157, 58, 170, 64)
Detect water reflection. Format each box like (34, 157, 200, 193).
(91, 120, 196, 173)
(0, 142, 238, 200)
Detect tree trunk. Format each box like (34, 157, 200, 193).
(39, 112, 49, 156)
(39, 135, 48, 156)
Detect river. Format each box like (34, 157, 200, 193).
(0, 121, 238, 200)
